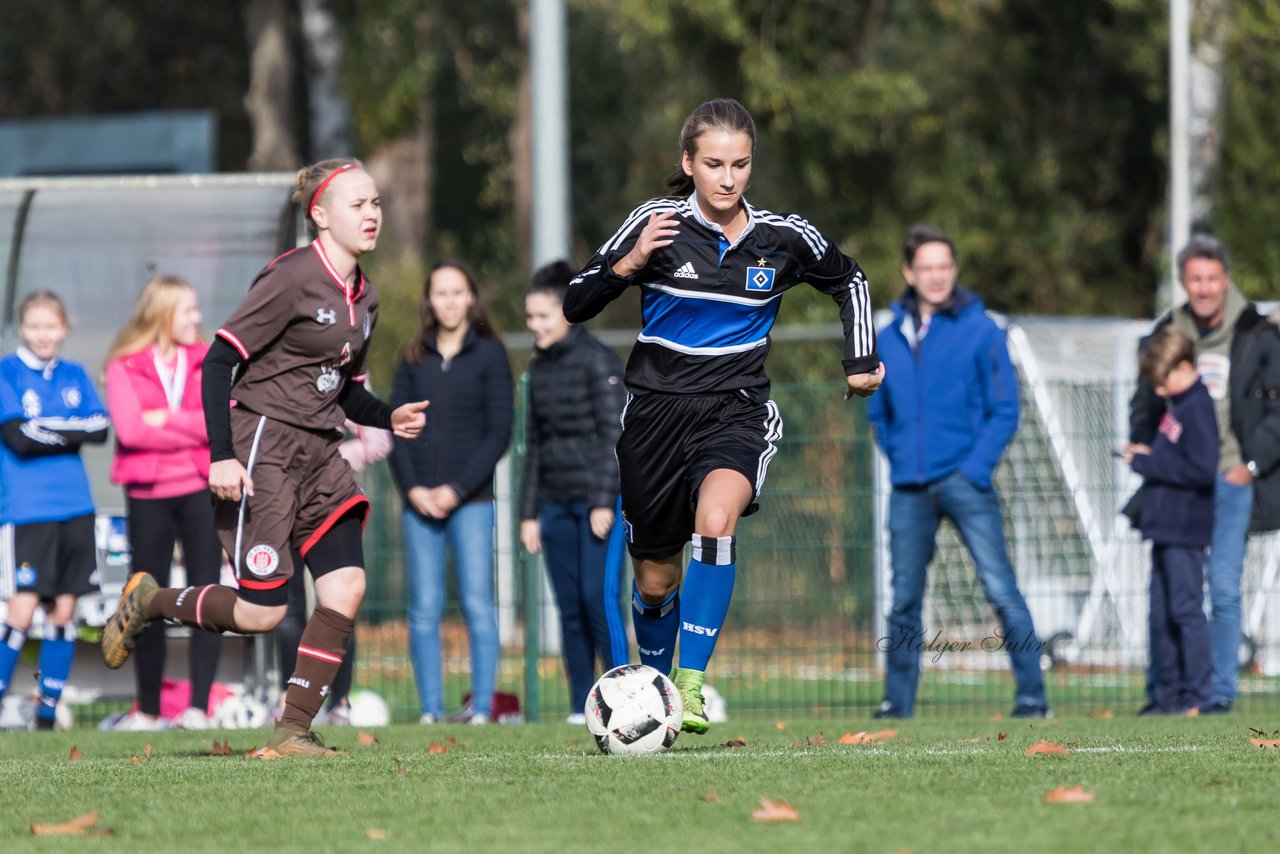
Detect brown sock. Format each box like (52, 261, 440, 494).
(146, 585, 241, 633)
(279, 605, 354, 731)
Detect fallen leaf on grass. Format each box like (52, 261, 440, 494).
(1088, 710, 1114, 719)
(701, 790, 721, 803)
(1207, 779, 1223, 787)
(1025, 741, 1069, 757)
(27, 810, 114, 836)
(838, 729, 898, 745)
(356, 731, 379, 746)
(721, 738, 747, 749)
(958, 736, 989, 744)
(802, 733, 826, 746)
(998, 732, 1008, 741)
(428, 741, 448, 754)
(989, 713, 1004, 722)
(775, 721, 787, 730)
(68, 746, 81, 761)
(751, 799, 801, 823)
(393, 757, 407, 777)
(129, 756, 141, 764)
(200, 739, 235, 757)
(144, 744, 152, 762)
(1044, 785, 1094, 803)
(1250, 738, 1280, 749)
(366, 828, 388, 840)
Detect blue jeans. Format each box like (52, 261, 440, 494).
(403, 502, 499, 717)
(539, 500, 627, 713)
(1207, 473, 1254, 705)
(882, 472, 1046, 715)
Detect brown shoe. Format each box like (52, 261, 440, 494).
(101, 572, 159, 669)
(252, 725, 341, 759)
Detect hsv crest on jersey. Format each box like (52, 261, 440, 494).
(315, 308, 337, 325)
(16, 564, 37, 587)
(745, 266, 775, 292)
(62, 388, 82, 407)
(245, 544, 280, 577)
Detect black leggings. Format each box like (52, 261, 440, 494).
(126, 490, 224, 716)
(274, 548, 355, 707)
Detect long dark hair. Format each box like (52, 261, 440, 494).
(401, 258, 500, 364)
(663, 98, 758, 197)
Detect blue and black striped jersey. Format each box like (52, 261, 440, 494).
(563, 194, 877, 398)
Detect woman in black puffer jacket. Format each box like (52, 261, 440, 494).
(519, 261, 628, 722)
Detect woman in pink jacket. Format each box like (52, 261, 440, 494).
(104, 275, 222, 730)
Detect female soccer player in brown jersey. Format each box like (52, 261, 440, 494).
(103, 158, 429, 756)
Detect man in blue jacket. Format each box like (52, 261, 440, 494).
(867, 225, 1048, 718)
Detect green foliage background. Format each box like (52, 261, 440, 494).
(2, 1, 1276, 386)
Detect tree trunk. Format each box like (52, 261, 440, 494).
(365, 6, 435, 251)
(511, 4, 533, 268)
(1190, 0, 1228, 230)
(298, 0, 351, 160)
(244, 0, 300, 171)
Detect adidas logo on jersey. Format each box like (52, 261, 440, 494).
(673, 262, 699, 280)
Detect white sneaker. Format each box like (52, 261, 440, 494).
(325, 701, 352, 726)
(468, 713, 490, 725)
(113, 711, 170, 731)
(565, 713, 586, 726)
(171, 707, 211, 730)
(419, 713, 437, 725)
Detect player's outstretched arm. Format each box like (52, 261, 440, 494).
(391, 400, 429, 439)
(844, 362, 885, 400)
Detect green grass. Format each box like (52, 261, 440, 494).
(2, 714, 1278, 852)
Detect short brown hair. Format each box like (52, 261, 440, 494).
(1139, 325, 1196, 386)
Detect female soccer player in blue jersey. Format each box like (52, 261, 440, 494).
(563, 98, 884, 734)
(0, 291, 110, 730)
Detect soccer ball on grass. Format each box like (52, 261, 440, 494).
(584, 664, 682, 756)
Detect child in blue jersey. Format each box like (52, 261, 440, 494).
(563, 98, 884, 734)
(0, 291, 110, 729)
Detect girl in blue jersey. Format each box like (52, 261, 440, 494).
(563, 98, 883, 734)
(0, 291, 109, 730)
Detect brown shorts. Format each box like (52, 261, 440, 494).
(214, 407, 369, 599)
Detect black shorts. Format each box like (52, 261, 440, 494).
(1, 514, 98, 600)
(616, 390, 783, 559)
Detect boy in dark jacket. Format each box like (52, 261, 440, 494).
(1127, 326, 1218, 714)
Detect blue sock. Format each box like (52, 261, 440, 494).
(677, 535, 736, 673)
(632, 584, 678, 674)
(36, 624, 76, 722)
(0, 624, 26, 699)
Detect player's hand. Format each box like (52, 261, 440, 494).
(392, 400, 429, 439)
(844, 362, 885, 400)
(520, 519, 542, 554)
(613, 211, 679, 277)
(589, 506, 614, 540)
(140, 409, 168, 427)
(210, 458, 253, 502)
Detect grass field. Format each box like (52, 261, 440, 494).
(2, 713, 1276, 853)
